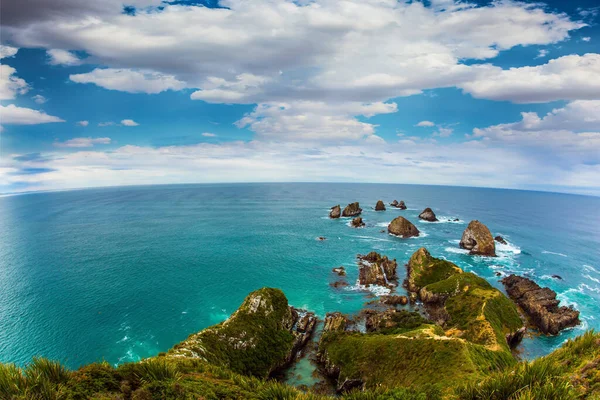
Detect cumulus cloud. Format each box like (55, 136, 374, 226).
(201, 132, 217, 137)
(121, 119, 139, 126)
(536, 49, 549, 58)
(47, 49, 81, 66)
(0, 104, 64, 124)
(582, 37, 591, 42)
(434, 127, 454, 137)
(235, 101, 398, 141)
(459, 54, 600, 103)
(76, 120, 89, 126)
(416, 121, 435, 127)
(0, 64, 29, 100)
(32, 94, 47, 104)
(53, 137, 111, 148)
(1, 0, 588, 105)
(70, 69, 186, 94)
(0, 45, 19, 58)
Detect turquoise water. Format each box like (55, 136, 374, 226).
(1, 183, 599, 369)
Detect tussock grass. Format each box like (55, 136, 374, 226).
(135, 358, 181, 383)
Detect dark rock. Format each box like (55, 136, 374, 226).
(391, 200, 407, 209)
(351, 217, 365, 228)
(357, 252, 398, 287)
(552, 275, 563, 280)
(453, 218, 460, 222)
(380, 295, 408, 306)
(332, 266, 346, 276)
(317, 236, 326, 241)
(330, 281, 349, 288)
(506, 326, 527, 348)
(460, 220, 496, 256)
(495, 235, 508, 245)
(342, 202, 362, 217)
(375, 200, 386, 211)
(388, 216, 420, 238)
(330, 205, 341, 219)
(418, 207, 438, 222)
(496, 272, 502, 277)
(502, 275, 580, 335)
(390, 200, 399, 207)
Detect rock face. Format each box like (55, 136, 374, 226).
(167, 288, 316, 378)
(330, 205, 341, 219)
(388, 216, 420, 238)
(323, 312, 348, 333)
(495, 235, 507, 245)
(342, 202, 362, 217)
(506, 327, 527, 348)
(460, 220, 496, 256)
(502, 275, 580, 335)
(375, 200, 386, 211)
(351, 217, 365, 228)
(418, 207, 438, 222)
(358, 252, 397, 287)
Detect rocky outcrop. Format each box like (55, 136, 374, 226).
(351, 217, 365, 228)
(166, 288, 316, 378)
(323, 312, 349, 333)
(330, 205, 341, 219)
(358, 252, 397, 287)
(418, 207, 438, 222)
(506, 327, 527, 348)
(380, 295, 408, 306)
(342, 202, 362, 217)
(375, 200, 386, 211)
(332, 266, 346, 276)
(495, 235, 507, 245)
(405, 248, 461, 293)
(388, 216, 420, 238)
(502, 275, 580, 335)
(390, 200, 398, 207)
(390, 200, 407, 209)
(363, 309, 426, 333)
(460, 220, 496, 256)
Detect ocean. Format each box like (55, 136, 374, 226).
(1, 183, 599, 370)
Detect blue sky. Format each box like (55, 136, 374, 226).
(1, 0, 599, 195)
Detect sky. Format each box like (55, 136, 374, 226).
(0, 0, 599, 196)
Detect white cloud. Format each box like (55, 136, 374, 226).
(76, 120, 89, 127)
(0, 64, 29, 100)
(54, 137, 111, 148)
(70, 69, 186, 94)
(536, 49, 549, 58)
(459, 54, 600, 103)
(32, 94, 47, 104)
(0, 45, 19, 59)
(582, 37, 591, 42)
(0, 104, 64, 124)
(201, 132, 217, 137)
(47, 49, 81, 66)
(2, 0, 587, 105)
(235, 101, 397, 141)
(434, 127, 454, 137)
(416, 121, 435, 127)
(121, 119, 139, 126)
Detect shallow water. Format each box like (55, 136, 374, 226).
(0, 183, 599, 369)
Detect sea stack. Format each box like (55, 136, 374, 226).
(375, 200, 386, 211)
(387, 216, 419, 238)
(358, 252, 397, 287)
(330, 205, 341, 219)
(351, 217, 365, 228)
(459, 220, 496, 256)
(397, 200, 407, 210)
(418, 207, 438, 222)
(342, 202, 362, 217)
(390, 200, 398, 207)
(495, 235, 507, 245)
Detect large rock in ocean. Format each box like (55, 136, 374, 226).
(390, 200, 398, 207)
(418, 207, 438, 222)
(387, 216, 419, 238)
(460, 220, 496, 256)
(342, 202, 362, 217)
(330, 205, 341, 219)
(390, 200, 407, 209)
(375, 200, 386, 211)
(351, 217, 365, 228)
(357, 251, 397, 287)
(502, 275, 580, 335)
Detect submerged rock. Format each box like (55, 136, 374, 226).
(388, 216, 420, 238)
(552, 274, 563, 280)
(330, 280, 349, 288)
(502, 275, 580, 335)
(375, 200, 386, 211)
(460, 220, 496, 256)
(342, 202, 362, 217)
(330, 205, 341, 219)
(351, 217, 365, 228)
(358, 252, 398, 287)
(332, 266, 346, 276)
(495, 235, 507, 245)
(418, 207, 438, 222)
(317, 236, 327, 241)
